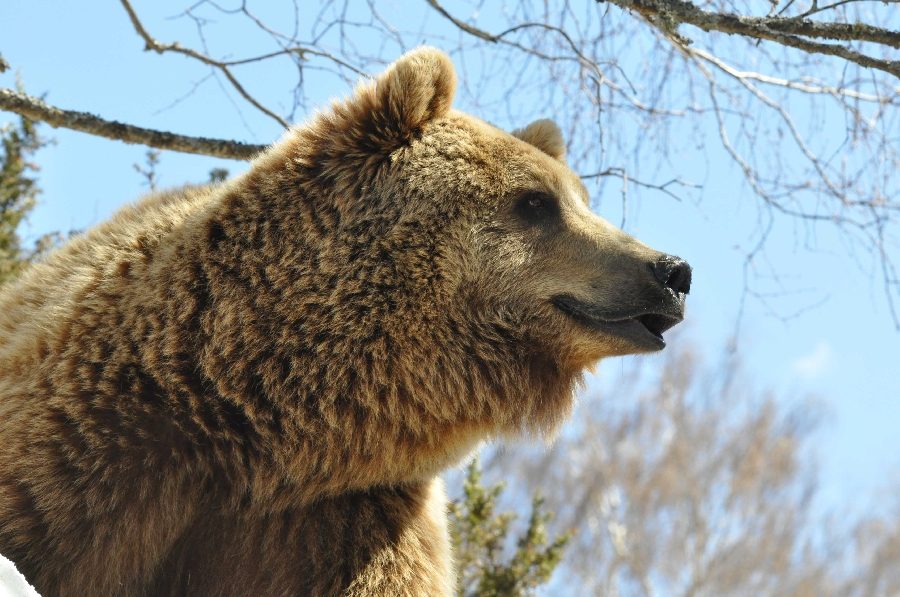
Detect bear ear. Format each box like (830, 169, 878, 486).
(374, 46, 457, 137)
(512, 119, 566, 161)
(332, 46, 456, 153)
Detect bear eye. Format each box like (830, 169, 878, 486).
(514, 191, 559, 226)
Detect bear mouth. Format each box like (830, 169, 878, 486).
(551, 295, 683, 350)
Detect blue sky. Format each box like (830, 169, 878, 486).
(2, 1, 898, 517)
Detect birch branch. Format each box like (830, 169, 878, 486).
(599, 0, 900, 77)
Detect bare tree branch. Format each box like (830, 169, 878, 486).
(582, 167, 701, 228)
(582, 167, 700, 202)
(119, 0, 291, 129)
(424, 0, 498, 42)
(686, 46, 898, 102)
(599, 0, 900, 77)
(423, 1, 668, 118)
(0, 88, 264, 160)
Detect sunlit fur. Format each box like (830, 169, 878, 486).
(0, 47, 677, 595)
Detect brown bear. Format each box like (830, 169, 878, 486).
(0, 47, 689, 595)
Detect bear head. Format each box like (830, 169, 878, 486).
(221, 48, 689, 483)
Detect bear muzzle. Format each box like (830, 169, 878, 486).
(550, 252, 691, 351)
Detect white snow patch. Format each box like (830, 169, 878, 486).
(0, 555, 40, 597)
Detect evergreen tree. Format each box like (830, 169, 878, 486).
(449, 459, 571, 596)
(0, 108, 46, 284)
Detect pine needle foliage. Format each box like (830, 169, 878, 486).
(449, 458, 571, 597)
(0, 107, 46, 284)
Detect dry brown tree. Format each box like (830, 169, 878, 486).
(484, 341, 899, 595)
(1, 0, 898, 323)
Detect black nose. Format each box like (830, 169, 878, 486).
(650, 255, 692, 294)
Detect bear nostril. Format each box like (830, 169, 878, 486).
(651, 256, 692, 295)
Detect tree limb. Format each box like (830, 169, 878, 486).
(599, 0, 900, 78)
(0, 88, 264, 160)
(424, 0, 497, 42)
(686, 46, 898, 102)
(119, 0, 291, 129)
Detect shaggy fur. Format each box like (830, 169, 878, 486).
(0, 47, 686, 596)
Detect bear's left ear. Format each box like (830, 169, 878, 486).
(374, 46, 456, 138)
(512, 119, 566, 161)
(330, 47, 457, 153)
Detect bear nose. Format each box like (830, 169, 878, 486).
(650, 255, 692, 294)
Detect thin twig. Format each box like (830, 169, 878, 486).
(119, 0, 291, 129)
(687, 47, 897, 102)
(581, 167, 700, 202)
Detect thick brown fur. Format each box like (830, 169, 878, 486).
(0, 47, 686, 595)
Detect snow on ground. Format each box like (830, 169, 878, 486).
(0, 556, 39, 597)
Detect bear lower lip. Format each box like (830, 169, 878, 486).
(635, 313, 681, 338)
(606, 318, 667, 349)
(551, 295, 679, 350)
